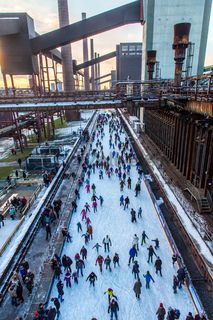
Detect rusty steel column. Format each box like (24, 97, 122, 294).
(97, 53, 101, 90)
(95, 52, 98, 91)
(82, 12, 90, 91)
(90, 39, 95, 91)
(146, 50, 156, 81)
(173, 23, 191, 86)
(58, 0, 75, 92)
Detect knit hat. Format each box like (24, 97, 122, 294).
(34, 311, 39, 318)
(159, 303, 163, 308)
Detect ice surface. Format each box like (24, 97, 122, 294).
(119, 111, 213, 267)
(49, 115, 195, 320)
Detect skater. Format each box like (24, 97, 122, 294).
(152, 238, 160, 249)
(96, 255, 104, 273)
(127, 177, 131, 189)
(92, 201, 97, 213)
(103, 235, 112, 252)
(72, 271, 78, 284)
(155, 257, 162, 276)
(64, 271, 71, 288)
(85, 202, 90, 212)
(108, 299, 119, 320)
(120, 180, 125, 191)
(80, 246, 87, 260)
(156, 303, 166, 320)
(51, 297, 60, 314)
(104, 288, 118, 304)
(177, 267, 186, 288)
(130, 209, 137, 223)
(85, 184, 90, 193)
(86, 272, 97, 287)
(124, 196, 130, 210)
(186, 312, 194, 320)
(45, 224, 51, 241)
(128, 246, 137, 265)
(0, 212, 4, 228)
(137, 207, 142, 218)
(166, 307, 176, 320)
(132, 234, 139, 251)
(113, 253, 120, 268)
(93, 242, 102, 253)
(91, 183, 96, 194)
(173, 275, 179, 294)
(132, 261, 140, 280)
(71, 200, 77, 213)
(76, 259, 85, 277)
(87, 225, 93, 240)
(143, 271, 155, 289)
(120, 195, 124, 206)
(57, 280, 64, 302)
(85, 217, 91, 226)
(99, 195, 104, 206)
(147, 245, 157, 263)
(81, 209, 87, 221)
(105, 255, 112, 271)
(77, 221, 82, 232)
(141, 231, 149, 245)
(135, 183, 141, 197)
(133, 278, 142, 299)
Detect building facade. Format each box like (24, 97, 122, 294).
(142, 0, 212, 80)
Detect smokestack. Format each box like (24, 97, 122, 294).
(90, 39, 95, 91)
(58, 0, 75, 92)
(82, 13, 90, 91)
(173, 23, 191, 86)
(98, 54, 101, 90)
(146, 50, 157, 81)
(95, 52, 98, 91)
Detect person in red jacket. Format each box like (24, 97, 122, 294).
(95, 255, 104, 273)
(156, 303, 166, 320)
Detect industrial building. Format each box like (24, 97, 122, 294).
(142, 0, 212, 80)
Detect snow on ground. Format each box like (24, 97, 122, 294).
(50, 114, 195, 320)
(0, 138, 14, 160)
(0, 219, 20, 249)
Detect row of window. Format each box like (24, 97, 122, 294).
(121, 44, 142, 52)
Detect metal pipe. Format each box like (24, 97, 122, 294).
(90, 39, 95, 90)
(82, 12, 90, 91)
(146, 50, 157, 81)
(173, 23, 191, 86)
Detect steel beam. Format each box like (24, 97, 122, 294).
(31, 1, 141, 53)
(75, 51, 116, 72)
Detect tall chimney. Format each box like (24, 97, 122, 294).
(95, 52, 98, 91)
(146, 50, 157, 81)
(90, 39, 95, 91)
(173, 23, 191, 86)
(58, 0, 75, 92)
(82, 13, 90, 91)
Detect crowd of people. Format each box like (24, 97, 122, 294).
(29, 113, 207, 320)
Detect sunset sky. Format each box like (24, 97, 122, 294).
(0, 0, 212, 88)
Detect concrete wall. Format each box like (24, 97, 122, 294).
(142, 0, 212, 80)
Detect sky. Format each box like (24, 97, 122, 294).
(0, 0, 212, 88)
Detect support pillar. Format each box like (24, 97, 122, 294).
(90, 39, 95, 91)
(95, 52, 98, 91)
(82, 12, 90, 91)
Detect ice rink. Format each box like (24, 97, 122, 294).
(50, 114, 195, 320)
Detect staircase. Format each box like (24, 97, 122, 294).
(197, 197, 212, 214)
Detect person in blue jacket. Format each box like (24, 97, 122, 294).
(128, 246, 137, 266)
(143, 271, 155, 289)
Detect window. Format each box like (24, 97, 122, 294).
(136, 45, 142, 51)
(122, 45, 128, 51)
(129, 45, 136, 51)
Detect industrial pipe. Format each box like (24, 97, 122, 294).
(172, 22, 191, 86)
(146, 50, 157, 80)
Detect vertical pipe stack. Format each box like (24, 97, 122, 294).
(82, 12, 90, 91)
(95, 52, 98, 91)
(146, 50, 157, 80)
(173, 23, 191, 86)
(90, 39, 95, 91)
(58, 0, 75, 92)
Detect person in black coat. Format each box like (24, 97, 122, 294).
(147, 245, 157, 263)
(86, 272, 97, 287)
(108, 299, 119, 320)
(132, 261, 140, 280)
(47, 306, 57, 320)
(155, 257, 162, 276)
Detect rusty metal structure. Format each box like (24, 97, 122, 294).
(173, 23, 191, 86)
(146, 50, 157, 80)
